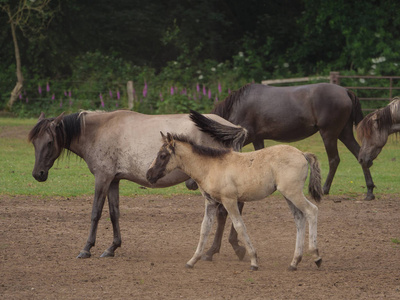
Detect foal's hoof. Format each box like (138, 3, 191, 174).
(288, 265, 297, 271)
(315, 258, 322, 268)
(235, 246, 246, 261)
(77, 250, 91, 259)
(185, 264, 194, 269)
(250, 265, 258, 271)
(364, 193, 375, 201)
(100, 250, 115, 258)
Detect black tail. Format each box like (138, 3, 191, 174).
(189, 110, 248, 151)
(347, 90, 364, 126)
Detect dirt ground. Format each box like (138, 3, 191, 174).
(1, 193, 400, 300)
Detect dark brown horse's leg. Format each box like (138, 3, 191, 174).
(100, 180, 122, 257)
(319, 131, 340, 195)
(203, 202, 246, 261)
(77, 177, 110, 258)
(339, 130, 375, 200)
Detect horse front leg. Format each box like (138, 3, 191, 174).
(100, 180, 122, 257)
(203, 202, 246, 261)
(186, 199, 217, 268)
(223, 199, 258, 271)
(77, 177, 110, 258)
(320, 132, 340, 195)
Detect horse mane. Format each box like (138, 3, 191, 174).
(211, 83, 253, 118)
(28, 112, 84, 155)
(357, 98, 400, 141)
(171, 133, 231, 158)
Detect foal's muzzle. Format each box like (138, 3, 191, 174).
(146, 168, 162, 184)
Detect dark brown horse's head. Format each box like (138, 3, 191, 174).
(28, 112, 82, 182)
(146, 132, 176, 184)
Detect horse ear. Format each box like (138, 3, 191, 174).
(38, 112, 45, 122)
(166, 132, 175, 148)
(160, 131, 167, 140)
(52, 112, 65, 127)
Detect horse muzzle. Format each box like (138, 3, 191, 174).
(32, 170, 48, 182)
(146, 168, 162, 184)
(358, 158, 373, 169)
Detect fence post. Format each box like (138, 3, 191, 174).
(127, 81, 134, 110)
(330, 72, 340, 85)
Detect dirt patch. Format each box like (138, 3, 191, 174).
(1, 193, 400, 299)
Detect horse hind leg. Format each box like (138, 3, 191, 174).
(284, 195, 321, 270)
(319, 131, 340, 195)
(186, 200, 218, 268)
(100, 180, 122, 258)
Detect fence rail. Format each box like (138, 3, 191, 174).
(262, 72, 400, 111)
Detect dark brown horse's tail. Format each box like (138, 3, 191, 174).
(304, 152, 323, 203)
(190, 110, 248, 151)
(347, 90, 364, 126)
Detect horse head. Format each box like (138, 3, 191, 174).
(29, 112, 65, 182)
(146, 132, 176, 184)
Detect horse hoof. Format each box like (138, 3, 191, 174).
(288, 265, 297, 271)
(100, 250, 114, 258)
(364, 194, 375, 201)
(235, 246, 246, 261)
(185, 264, 194, 269)
(77, 250, 91, 259)
(315, 258, 322, 268)
(250, 265, 258, 271)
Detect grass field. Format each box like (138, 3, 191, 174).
(0, 116, 399, 199)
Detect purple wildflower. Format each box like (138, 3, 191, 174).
(38, 85, 42, 95)
(117, 90, 120, 100)
(196, 83, 200, 93)
(64, 91, 67, 97)
(19, 94, 22, 100)
(51, 94, 55, 101)
(170, 87, 174, 95)
(208, 89, 211, 99)
(143, 81, 148, 97)
(68, 90, 72, 97)
(46, 82, 50, 93)
(159, 92, 164, 102)
(109, 90, 113, 98)
(218, 82, 222, 94)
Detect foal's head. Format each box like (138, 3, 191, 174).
(146, 132, 178, 184)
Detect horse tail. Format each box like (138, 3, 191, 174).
(189, 110, 248, 151)
(304, 152, 323, 203)
(347, 90, 364, 126)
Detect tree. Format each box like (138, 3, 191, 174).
(1, 0, 58, 110)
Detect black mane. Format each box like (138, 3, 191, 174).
(28, 112, 83, 153)
(211, 83, 253, 119)
(172, 133, 231, 158)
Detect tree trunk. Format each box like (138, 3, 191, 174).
(7, 19, 24, 111)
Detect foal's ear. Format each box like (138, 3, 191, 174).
(166, 132, 175, 147)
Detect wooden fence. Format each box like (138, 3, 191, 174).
(262, 72, 400, 111)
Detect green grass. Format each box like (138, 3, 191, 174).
(1, 117, 399, 198)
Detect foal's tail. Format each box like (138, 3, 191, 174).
(190, 110, 248, 151)
(304, 153, 323, 203)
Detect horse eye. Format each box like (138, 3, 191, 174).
(47, 141, 53, 147)
(160, 153, 167, 160)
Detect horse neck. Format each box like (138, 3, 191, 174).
(174, 143, 215, 183)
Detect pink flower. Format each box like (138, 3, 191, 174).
(159, 92, 164, 102)
(64, 91, 67, 97)
(109, 90, 113, 98)
(208, 89, 211, 99)
(143, 81, 148, 97)
(38, 85, 42, 95)
(46, 82, 50, 93)
(117, 90, 120, 100)
(51, 94, 55, 101)
(196, 83, 200, 93)
(170, 86, 174, 95)
(68, 90, 72, 97)
(218, 82, 222, 94)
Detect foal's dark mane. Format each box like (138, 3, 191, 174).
(211, 84, 253, 119)
(28, 112, 83, 154)
(172, 133, 231, 158)
(357, 98, 399, 140)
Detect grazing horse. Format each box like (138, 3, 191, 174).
(357, 97, 400, 168)
(211, 83, 375, 200)
(147, 132, 323, 271)
(28, 110, 247, 259)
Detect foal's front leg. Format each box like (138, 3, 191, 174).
(186, 199, 218, 268)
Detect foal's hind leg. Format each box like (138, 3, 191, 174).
(339, 126, 375, 200)
(203, 202, 246, 261)
(284, 195, 321, 270)
(100, 180, 122, 257)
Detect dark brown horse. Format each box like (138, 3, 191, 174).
(199, 82, 375, 261)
